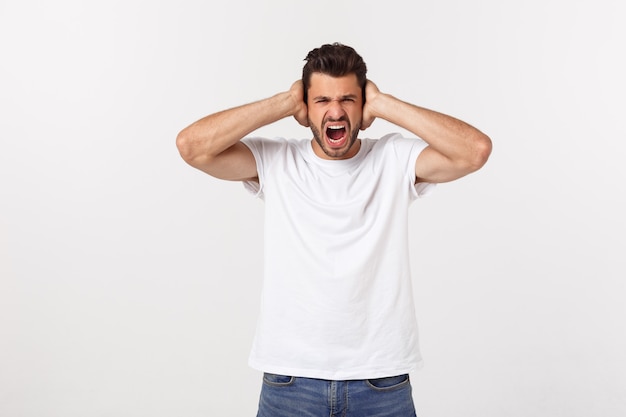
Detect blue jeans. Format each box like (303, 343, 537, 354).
(257, 373, 417, 417)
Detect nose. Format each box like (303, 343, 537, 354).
(327, 99, 346, 119)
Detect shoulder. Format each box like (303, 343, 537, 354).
(243, 137, 308, 151)
(242, 137, 290, 159)
(242, 136, 286, 150)
(366, 133, 427, 156)
(242, 137, 312, 171)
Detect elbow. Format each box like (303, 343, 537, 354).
(176, 129, 191, 161)
(176, 128, 202, 165)
(468, 132, 492, 172)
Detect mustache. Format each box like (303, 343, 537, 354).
(323, 116, 348, 124)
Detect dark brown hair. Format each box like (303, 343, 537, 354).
(302, 42, 368, 103)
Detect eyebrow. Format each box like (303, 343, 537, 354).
(312, 94, 359, 101)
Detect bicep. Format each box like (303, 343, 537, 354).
(189, 142, 258, 182)
(414, 146, 474, 184)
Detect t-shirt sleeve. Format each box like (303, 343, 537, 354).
(387, 133, 436, 200)
(240, 137, 264, 197)
(241, 137, 285, 199)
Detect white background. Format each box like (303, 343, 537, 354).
(1, 0, 625, 416)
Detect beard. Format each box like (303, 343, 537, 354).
(309, 117, 361, 159)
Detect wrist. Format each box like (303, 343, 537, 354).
(268, 91, 300, 119)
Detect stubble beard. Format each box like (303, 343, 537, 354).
(309, 118, 361, 159)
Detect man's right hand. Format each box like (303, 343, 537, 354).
(289, 80, 309, 127)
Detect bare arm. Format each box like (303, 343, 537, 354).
(361, 81, 492, 184)
(176, 81, 308, 181)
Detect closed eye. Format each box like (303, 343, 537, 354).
(312, 95, 357, 104)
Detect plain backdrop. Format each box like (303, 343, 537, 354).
(1, 0, 625, 416)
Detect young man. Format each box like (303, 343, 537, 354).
(177, 43, 491, 417)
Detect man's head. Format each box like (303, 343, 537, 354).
(302, 43, 367, 104)
(303, 43, 368, 160)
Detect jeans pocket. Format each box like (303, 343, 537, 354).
(366, 374, 410, 391)
(263, 373, 295, 387)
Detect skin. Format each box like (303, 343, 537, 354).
(307, 73, 362, 160)
(176, 73, 492, 184)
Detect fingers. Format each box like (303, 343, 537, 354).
(364, 79, 380, 102)
(289, 80, 309, 127)
(360, 80, 380, 130)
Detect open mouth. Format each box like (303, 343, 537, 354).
(326, 125, 347, 146)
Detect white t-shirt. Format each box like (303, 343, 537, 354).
(242, 133, 434, 380)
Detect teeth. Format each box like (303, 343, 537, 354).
(328, 125, 343, 130)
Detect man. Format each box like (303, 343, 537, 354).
(177, 43, 491, 417)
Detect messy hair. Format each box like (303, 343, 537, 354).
(302, 42, 367, 103)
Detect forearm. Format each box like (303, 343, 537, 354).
(177, 91, 296, 164)
(370, 93, 490, 167)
